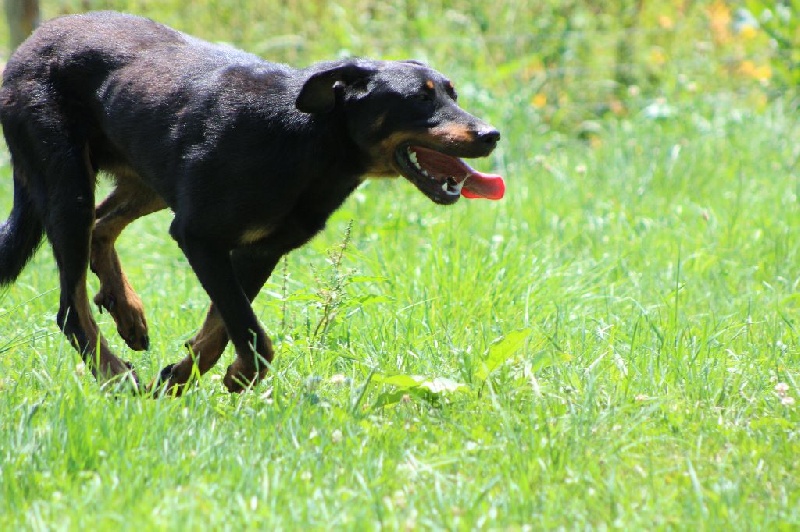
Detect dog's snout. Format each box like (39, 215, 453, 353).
(477, 128, 500, 146)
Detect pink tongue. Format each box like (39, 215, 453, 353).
(411, 146, 505, 200)
(462, 170, 505, 200)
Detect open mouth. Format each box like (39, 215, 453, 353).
(394, 145, 505, 205)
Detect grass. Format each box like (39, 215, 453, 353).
(1, 0, 799, 529)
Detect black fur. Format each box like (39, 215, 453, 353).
(0, 11, 500, 392)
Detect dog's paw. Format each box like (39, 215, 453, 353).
(156, 363, 175, 385)
(147, 363, 181, 397)
(223, 362, 268, 393)
(94, 289, 150, 351)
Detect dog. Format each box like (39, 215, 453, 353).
(0, 11, 503, 394)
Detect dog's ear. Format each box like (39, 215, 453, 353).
(296, 63, 375, 114)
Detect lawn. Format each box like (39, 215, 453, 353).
(0, 0, 798, 529)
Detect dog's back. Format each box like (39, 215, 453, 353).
(3, 12, 179, 93)
(2, 10, 289, 116)
(1, 12, 303, 207)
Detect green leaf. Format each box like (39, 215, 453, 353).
(372, 374, 426, 388)
(475, 329, 532, 383)
(371, 374, 469, 409)
(529, 351, 572, 373)
(372, 389, 409, 409)
(417, 377, 467, 395)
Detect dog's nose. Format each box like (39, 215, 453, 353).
(477, 128, 500, 146)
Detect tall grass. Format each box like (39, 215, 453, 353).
(0, 0, 798, 529)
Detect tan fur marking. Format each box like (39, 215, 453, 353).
(72, 274, 131, 380)
(365, 124, 478, 178)
(91, 182, 165, 351)
(240, 225, 273, 245)
(150, 307, 229, 395)
(430, 123, 475, 144)
(363, 130, 419, 176)
(425, 79, 435, 90)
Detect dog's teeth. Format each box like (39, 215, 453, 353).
(443, 177, 464, 195)
(407, 150, 428, 175)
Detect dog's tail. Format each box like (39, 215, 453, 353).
(0, 178, 44, 285)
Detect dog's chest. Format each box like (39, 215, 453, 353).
(236, 174, 361, 248)
(239, 225, 275, 245)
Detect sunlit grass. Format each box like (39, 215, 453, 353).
(0, 0, 799, 529)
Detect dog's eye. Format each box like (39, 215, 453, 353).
(351, 78, 370, 92)
(414, 87, 436, 102)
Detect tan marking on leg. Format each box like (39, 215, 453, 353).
(151, 306, 229, 396)
(223, 327, 274, 393)
(71, 273, 134, 383)
(91, 182, 166, 350)
(156, 304, 273, 395)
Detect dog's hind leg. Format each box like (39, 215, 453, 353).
(91, 179, 166, 351)
(2, 83, 137, 385)
(44, 150, 137, 385)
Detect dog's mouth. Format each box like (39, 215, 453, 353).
(394, 145, 505, 205)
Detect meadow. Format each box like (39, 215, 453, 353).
(0, 0, 798, 529)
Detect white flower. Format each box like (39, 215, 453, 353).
(775, 382, 790, 396)
(329, 374, 347, 385)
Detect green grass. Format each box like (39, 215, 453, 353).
(1, 1, 799, 529)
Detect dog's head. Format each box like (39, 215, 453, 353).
(296, 59, 504, 205)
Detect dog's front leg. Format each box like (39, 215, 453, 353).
(91, 182, 166, 351)
(151, 247, 282, 395)
(169, 223, 274, 393)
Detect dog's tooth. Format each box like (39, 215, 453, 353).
(443, 177, 464, 196)
(409, 151, 418, 165)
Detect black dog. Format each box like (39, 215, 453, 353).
(0, 11, 503, 394)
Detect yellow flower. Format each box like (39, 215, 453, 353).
(739, 25, 758, 40)
(707, 1, 731, 43)
(753, 64, 772, 81)
(649, 48, 667, 66)
(739, 60, 756, 77)
(531, 93, 547, 109)
(738, 60, 772, 81)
